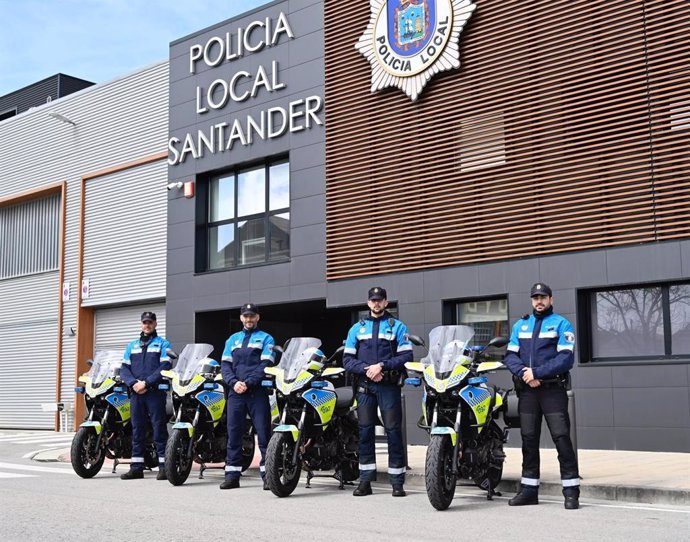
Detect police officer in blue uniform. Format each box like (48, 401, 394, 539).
(505, 283, 580, 509)
(220, 303, 275, 490)
(119, 311, 172, 480)
(343, 287, 414, 497)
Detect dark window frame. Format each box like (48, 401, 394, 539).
(577, 281, 690, 365)
(195, 156, 290, 273)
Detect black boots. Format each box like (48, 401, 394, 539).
(156, 469, 167, 481)
(508, 486, 539, 506)
(120, 469, 144, 480)
(263, 478, 270, 491)
(353, 481, 372, 496)
(564, 487, 580, 509)
(219, 478, 240, 490)
(392, 485, 406, 497)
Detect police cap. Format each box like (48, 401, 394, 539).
(368, 287, 387, 300)
(530, 283, 553, 297)
(240, 303, 259, 315)
(141, 311, 157, 322)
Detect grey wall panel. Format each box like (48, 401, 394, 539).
(95, 303, 167, 352)
(82, 160, 167, 307)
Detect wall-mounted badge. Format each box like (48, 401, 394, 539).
(356, 0, 476, 101)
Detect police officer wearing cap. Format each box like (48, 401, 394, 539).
(119, 311, 172, 480)
(343, 287, 414, 497)
(505, 283, 580, 509)
(220, 303, 275, 490)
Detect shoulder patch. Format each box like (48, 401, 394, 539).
(564, 331, 575, 343)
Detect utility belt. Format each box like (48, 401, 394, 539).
(357, 370, 405, 393)
(513, 372, 570, 394)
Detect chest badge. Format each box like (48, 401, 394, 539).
(360, 327, 367, 334)
(521, 324, 528, 331)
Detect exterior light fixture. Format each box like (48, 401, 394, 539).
(47, 111, 76, 125)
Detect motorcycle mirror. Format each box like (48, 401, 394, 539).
(166, 348, 179, 360)
(273, 344, 284, 354)
(487, 337, 509, 349)
(86, 359, 93, 366)
(407, 334, 425, 347)
(326, 345, 344, 365)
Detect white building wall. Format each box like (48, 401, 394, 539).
(0, 62, 169, 427)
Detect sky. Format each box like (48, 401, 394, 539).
(0, 0, 271, 97)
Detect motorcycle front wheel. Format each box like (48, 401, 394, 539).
(265, 432, 301, 497)
(71, 427, 105, 478)
(425, 435, 457, 510)
(165, 429, 193, 486)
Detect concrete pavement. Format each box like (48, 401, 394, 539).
(32, 443, 690, 506)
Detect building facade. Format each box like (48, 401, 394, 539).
(167, 0, 690, 452)
(0, 64, 169, 429)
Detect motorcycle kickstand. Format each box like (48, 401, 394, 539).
(112, 457, 119, 474)
(305, 470, 314, 489)
(336, 470, 344, 490)
(198, 463, 206, 479)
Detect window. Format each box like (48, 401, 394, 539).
(200, 158, 289, 271)
(1, 194, 60, 280)
(443, 297, 509, 356)
(579, 283, 690, 362)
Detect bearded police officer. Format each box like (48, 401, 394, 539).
(220, 303, 275, 490)
(505, 283, 580, 509)
(119, 311, 172, 480)
(343, 287, 413, 497)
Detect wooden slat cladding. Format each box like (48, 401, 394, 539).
(323, 0, 690, 280)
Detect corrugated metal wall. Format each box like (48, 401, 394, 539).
(0, 273, 59, 428)
(323, 0, 690, 279)
(0, 194, 60, 279)
(94, 303, 166, 352)
(0, 61, 169, 428)
(83, 160, 167, 307)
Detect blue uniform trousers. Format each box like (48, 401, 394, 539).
(130, 390, 168, 471)
(519, 385, 579, 493)
(225, 389, 271, 481)
(357, 383, 405, 485)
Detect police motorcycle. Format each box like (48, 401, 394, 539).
(405, 325, 512, 510)
(72, 350, 158, 478)
(161, 343, 279, 486)
(262, 337, 359, 497)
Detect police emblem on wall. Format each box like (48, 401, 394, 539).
(356, 0, 476, 101)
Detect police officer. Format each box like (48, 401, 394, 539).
(220, 303, 275, 490)
(119, 311, 171, 480)
(343, 287, 413, 497)
(505, 283, 580, 509)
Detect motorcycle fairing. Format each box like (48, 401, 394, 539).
(476, 361, 504, 373)
(273, 368, 313, 395)
(195, 390, 225, 422)
(459, 384, 492, 431)
(105, 392, 131, 422)
(85, 377, 116, 398)
(171, 373, 205, 397)
(423, 364, 470, 393)
(302, 388, 337, 425)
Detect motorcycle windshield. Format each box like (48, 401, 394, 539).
(421, 326, 475, 375)
(278, 337, 322, 382)
(89, 350, 124, 387)
(172, 343, 215, 382)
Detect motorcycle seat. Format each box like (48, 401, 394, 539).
(334, 387, 354, 410)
